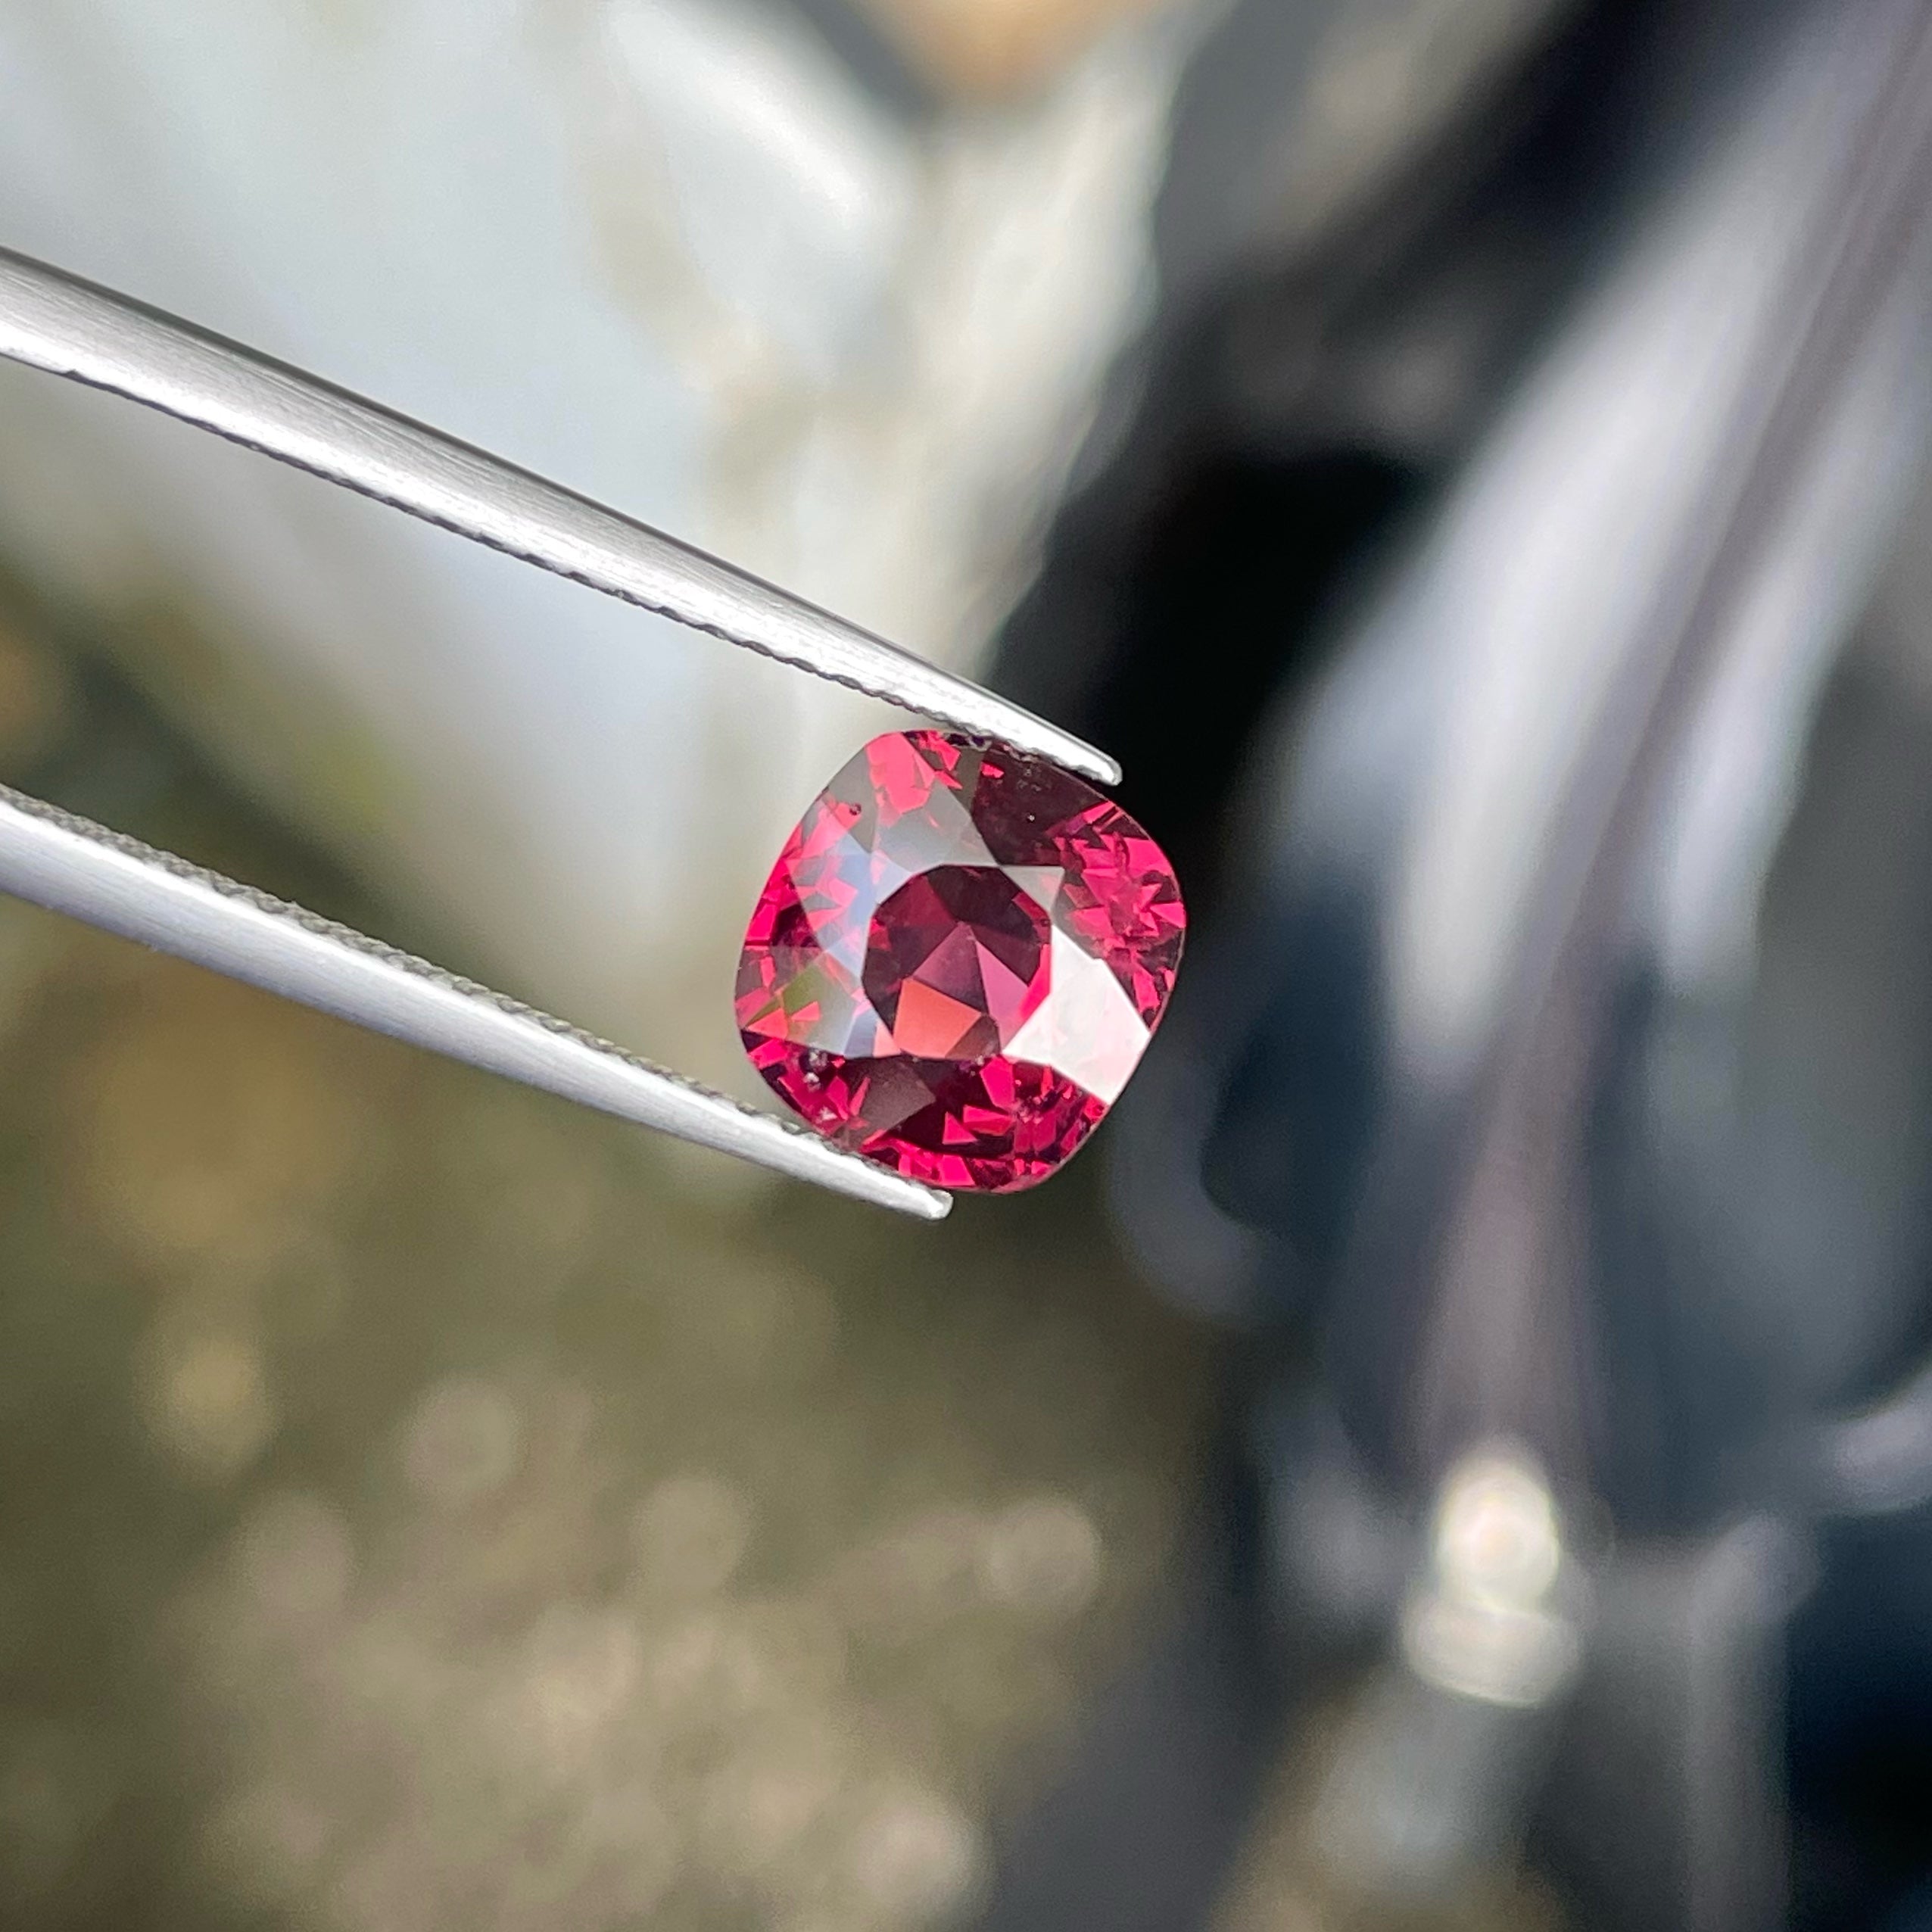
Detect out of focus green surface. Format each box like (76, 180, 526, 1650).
(0, 588, 1211, 1931)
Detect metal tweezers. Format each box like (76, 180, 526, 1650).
(0, 246, 1120, 1221)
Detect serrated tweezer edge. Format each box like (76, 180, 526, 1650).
(0, 784, 949, 1219)
(0, 248, 1117, 786)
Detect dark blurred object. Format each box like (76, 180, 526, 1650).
(986, 0, 1932, 1927)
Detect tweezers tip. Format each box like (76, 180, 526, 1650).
(878, 1173, 954, 1220)
(1031, 728, 1121, 790)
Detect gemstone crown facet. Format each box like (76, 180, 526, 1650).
(736, 730, 1184, 1192)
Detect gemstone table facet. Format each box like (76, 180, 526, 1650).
(737, 731, 1184, 1192)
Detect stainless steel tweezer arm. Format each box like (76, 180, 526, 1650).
(0, 248, 1114, 783)
(0, 247, 1120, 1220)
(0, 784, 947, 1216)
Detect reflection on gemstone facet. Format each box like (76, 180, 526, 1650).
(737, 731, 1184, 1192)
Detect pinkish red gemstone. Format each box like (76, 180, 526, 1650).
(737, 730, 1185, 1192)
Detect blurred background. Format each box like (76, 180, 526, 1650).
(5, 0, 1932, 1927)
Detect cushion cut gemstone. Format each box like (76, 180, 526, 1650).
(737, 729, 1185, 1192)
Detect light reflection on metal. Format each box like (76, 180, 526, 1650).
(1398, 1443, 1583, 1709)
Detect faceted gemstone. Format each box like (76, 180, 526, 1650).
(737, 730, 1185, 1192)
